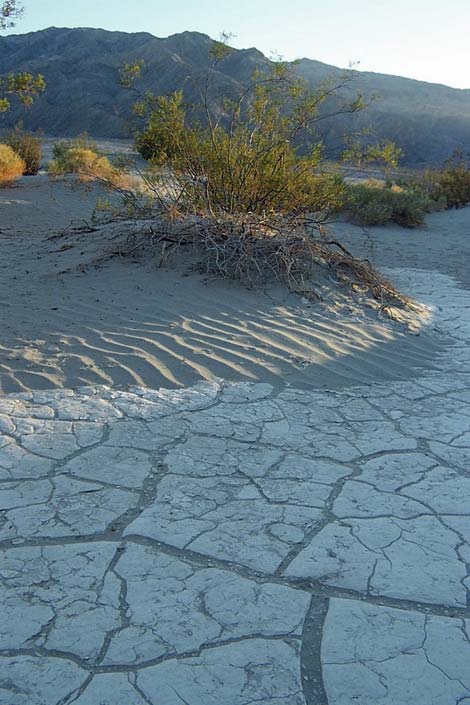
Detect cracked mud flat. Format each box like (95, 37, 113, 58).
(1, 268, 470, 705)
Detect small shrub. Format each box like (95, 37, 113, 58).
(432, 157, 470, 209)
(0, 143, 25, 186)
(5, 126, 42, 175)
(48, 136, 123, 186)
(389, 189, 430, 227)
(49, 146, 116, 181)
(345, 183, 393, 225)
(345, 182, 430, 227)
(51, 134, 98, 165)
(131, 41, 380, 221)
(407, 154, 470, 211)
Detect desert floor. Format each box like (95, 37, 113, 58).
(1, 176, 470, 705)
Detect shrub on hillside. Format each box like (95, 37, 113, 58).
(345, 182, 431, 227)
(0, 143, 25, 186)
(5, 126, 42, 175)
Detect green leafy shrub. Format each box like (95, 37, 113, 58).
(345, 183, 393, 225)
(5, 126, 42, 175)
(430, 154, 470, 209)
(119, 42, 410, 313)
(135, 89, 334, 216)
(0, 143, 25, 186)
(345, 182, 431, 227)
(131, 45, 378, 220)
(389, 188, 431, 227)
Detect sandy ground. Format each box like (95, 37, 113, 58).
(332, 210, 470, 289)
(0, 175, 451, 394)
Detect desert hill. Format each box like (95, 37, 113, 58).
(1, 26, 470, 165)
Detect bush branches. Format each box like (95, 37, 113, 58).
(118, 210, 408, 311)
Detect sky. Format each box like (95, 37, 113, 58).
(6, 0, 470, 89)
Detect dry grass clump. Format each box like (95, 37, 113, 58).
(0, 143, 25, 186)
(119, 211, 408, 310)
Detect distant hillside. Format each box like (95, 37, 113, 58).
(1, 27, 470, 165)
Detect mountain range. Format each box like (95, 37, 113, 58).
(1, 26, 470, 166)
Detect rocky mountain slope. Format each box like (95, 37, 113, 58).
(1, 26, 469, 165)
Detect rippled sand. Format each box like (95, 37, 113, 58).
(0, 176, 443, 394)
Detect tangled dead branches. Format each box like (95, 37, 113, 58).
(118, 212, 410, 310)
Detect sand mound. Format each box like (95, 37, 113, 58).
(0, 177, 443, 394)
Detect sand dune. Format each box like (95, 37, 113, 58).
(0, 177, 443, 394)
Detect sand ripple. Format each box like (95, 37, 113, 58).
(0, 178, 442, 394)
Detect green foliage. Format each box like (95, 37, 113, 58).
(134, 91, 186, 162)
(388, 188, 431, 227)
(132, 46, 369, 218)
(429, 153, 470, 209)
(306, 173, 348, 215)
(345, 181, 431, 228)
(342, 138, 403, 169)
(209, 32, 235, 61)
(119, 61, 145, 88)
(0, 71, 45, 113)
(0, 142, 25, 185)
(394, 153, 470, 212)
(345, 182, 393, 225)
(5, 125, 41, 174)
(0, 2, 45, 112)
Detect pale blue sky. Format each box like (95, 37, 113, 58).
(7, 0, 470, 88)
